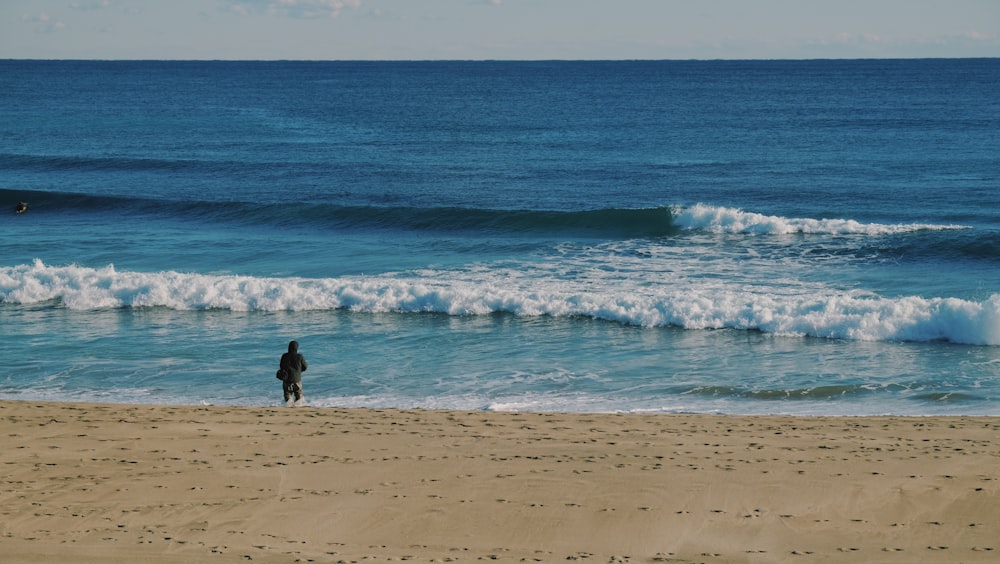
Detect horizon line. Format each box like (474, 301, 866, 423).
(2, 56, 998, 63)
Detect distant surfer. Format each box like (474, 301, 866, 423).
(15, 201, 28, 214)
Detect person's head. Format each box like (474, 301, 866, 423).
(288, 340, 298, 353)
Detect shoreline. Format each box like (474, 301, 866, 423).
(2, 400, 998, 562)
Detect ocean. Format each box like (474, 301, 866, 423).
(1, 59, 998, 415)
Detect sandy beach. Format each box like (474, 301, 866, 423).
(1, 400, 997, 563)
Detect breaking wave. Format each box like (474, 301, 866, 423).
(672, 203, 970, 235)
(0, 188, 970, 239)
(3, 260, 997, 346)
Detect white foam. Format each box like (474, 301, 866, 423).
(3, 260, 997, 346)
(673, 203, 970, 235)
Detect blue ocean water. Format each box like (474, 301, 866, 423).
(1, 59, 998, 415)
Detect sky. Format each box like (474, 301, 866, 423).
(2, 0, 999, 60)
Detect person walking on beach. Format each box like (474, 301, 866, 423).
(278, 340, 307, 406)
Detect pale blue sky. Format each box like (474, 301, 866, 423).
(2, 0, 998, 60)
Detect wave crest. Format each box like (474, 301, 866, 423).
(3, 260, 997, 346)
(1, 188, 969, 239)
(673, 203, 970, 235)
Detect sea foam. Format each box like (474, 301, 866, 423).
(3, 260, 997, 346)
(673, 204, 971, 235)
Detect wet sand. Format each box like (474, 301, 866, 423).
(1, 400, 998, 562)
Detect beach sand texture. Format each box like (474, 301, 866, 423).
(1, 400, 997, 563)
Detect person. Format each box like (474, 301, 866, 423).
(15, 201, 28, 214)
(278, 340, 307, 406)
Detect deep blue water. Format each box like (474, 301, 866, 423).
(1, 59, 998, 414)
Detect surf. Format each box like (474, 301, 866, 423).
(3, 260, 997, 346)
(672, 203, 971, 236)
(0, 188, 970, 241)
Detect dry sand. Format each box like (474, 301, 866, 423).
(1, 400, 997, 563)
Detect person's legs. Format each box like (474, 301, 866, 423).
(283, 381, 303, 405)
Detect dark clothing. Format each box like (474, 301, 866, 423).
(279, 340, 307, 403)
(280, 351, 307, 383)
(282, 380, 303, 404)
